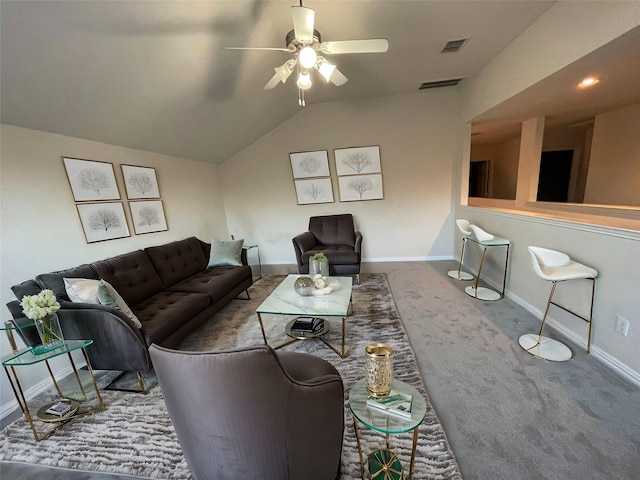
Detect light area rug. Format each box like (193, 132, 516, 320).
(0, 274, 461, 479)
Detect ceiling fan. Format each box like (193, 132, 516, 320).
(226, 1, 389, 106)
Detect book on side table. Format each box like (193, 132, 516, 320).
(366, 389, 413, 419)
(45, 400, 77, 417)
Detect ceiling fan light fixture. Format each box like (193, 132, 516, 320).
(275, 60, 295, 83)
(297, 70, 312, 90)
(317, 57, 336, 82)
(298, 46, 318, 69)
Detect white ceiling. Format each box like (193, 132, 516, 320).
(1, 0, 558, 164)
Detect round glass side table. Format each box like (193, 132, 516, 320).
(349, 378, 427, 480)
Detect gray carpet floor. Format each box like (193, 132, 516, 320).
(3, 260, 639, 479)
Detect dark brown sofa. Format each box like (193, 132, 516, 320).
(6, 237, 253, 386)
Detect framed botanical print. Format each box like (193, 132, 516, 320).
(338, 174, 384, 202)
(294, 178, 335, 205)
(334, 146, 382, 176)
(290, 150, 330, 179)
(129, 200, 168, 234)
(121, 164, 161, 199)
(63, 157, 121, 202)
(76, 202, 130, 243)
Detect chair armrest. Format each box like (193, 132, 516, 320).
(354, 231, 363, 254)
(57, 305, 150, 371)
(292, 231, 317, 265)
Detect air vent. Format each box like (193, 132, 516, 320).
(441, 38, 468, 53)
(418, 78, 464, 90)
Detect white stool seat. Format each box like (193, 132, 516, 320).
(529, 246, 598, 281)
(519, 246, 598, 361)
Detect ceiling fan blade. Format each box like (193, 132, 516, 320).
(291, 6, 315, 42)
(226, 47, 291, 52)
(320, 39, 389, 54)
(264, 73, 281, 90)
(329, 67, 348, 86)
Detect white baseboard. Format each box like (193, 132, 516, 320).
(497, 281, 640, 387)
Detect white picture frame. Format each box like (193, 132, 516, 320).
(294, 178, 335, 205)
(121, 164, 161, 199)
(290, 150, 330, 179)
(63, 157, 121, 202)
(338, 174, 384, 202)
(129, 200, 168, 235)
(76, 202, 130, 243)
(334, 146, 382, 176)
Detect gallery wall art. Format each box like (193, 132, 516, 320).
(63, 157, 121, 202)
(334, 146, 384, 202)
(76, 202, 130, 243)
(121, 164, 161, 199)
(129, 200, 168, 235)
(289, 150, 330, 179)
(338, 174, 384, 202)
(294, 178, 335, 205)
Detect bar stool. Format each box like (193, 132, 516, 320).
(464, 225, 510, 301)
(447, 219, 474, 281)
(519, 246, 598, 362)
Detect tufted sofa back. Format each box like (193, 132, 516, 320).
(145, 237, 207, 288)
(92, 250, 163, 307)
(36, 264, 98, 301)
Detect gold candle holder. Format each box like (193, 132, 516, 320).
(365, 343, 393, 398)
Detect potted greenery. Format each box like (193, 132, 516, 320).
(309, 252, 329, 277)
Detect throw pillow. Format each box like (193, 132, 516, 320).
(96, 280, 142, 329)
(207, 238, 244, 267)
(64, 278, 101, 304)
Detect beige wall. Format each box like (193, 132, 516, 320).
(459, 4, 640, 379)
(220, 91, 462, 265)
(584, 103, 640, 205)
(0, 125, 227, 411)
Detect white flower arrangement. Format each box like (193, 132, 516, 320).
(21, 289, 61, 320)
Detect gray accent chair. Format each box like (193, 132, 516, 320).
(149, 344, 344, 480)
(292, 213, 362, 283)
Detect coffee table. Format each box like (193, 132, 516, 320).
(255, 274, 353, 358)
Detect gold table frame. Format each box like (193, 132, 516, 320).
(2, 340, 106, 441)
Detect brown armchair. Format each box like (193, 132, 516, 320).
(292, 214, 362, 283)
(149, 344, 344, 480)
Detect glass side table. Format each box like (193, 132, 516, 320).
(349, 378, 427, 480)
(2, 319, 35, 355)
(2, 340, 106, 441)
(244, 244, 262, 277)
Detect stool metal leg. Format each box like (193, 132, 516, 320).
(448, 237, 473, 281)
(518, 281, 572, 362)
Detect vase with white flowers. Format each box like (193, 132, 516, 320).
(21, 289, 64, 352)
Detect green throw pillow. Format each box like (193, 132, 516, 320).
(97, 280, 142, 329)
(208, 238, 244, 267)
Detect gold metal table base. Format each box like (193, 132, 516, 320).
(3, 347, 106, 442)
(353, 415, 420, 480)
(257, 312, 347, 358)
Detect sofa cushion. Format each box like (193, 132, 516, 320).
(145, 237, 208, 288)
(97, 280, 142, 329)
(64, 278, 101, 303)
(36, 264, 98, 301)
(11, 279, 42, 302)
(133, 291, 210, 346)
(207, 238, 244, 267)
(92, 250, 163, 307)
(302, 246, 360, 265)
(167, 265, 252, 301)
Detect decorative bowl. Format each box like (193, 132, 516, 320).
(294, 276, 315, 296)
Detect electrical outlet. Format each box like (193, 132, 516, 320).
(615, 316, 629, 336)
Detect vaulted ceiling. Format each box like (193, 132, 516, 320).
(1, 1, 557, 164)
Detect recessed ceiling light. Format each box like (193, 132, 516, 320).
(578, 76, 599, 88)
